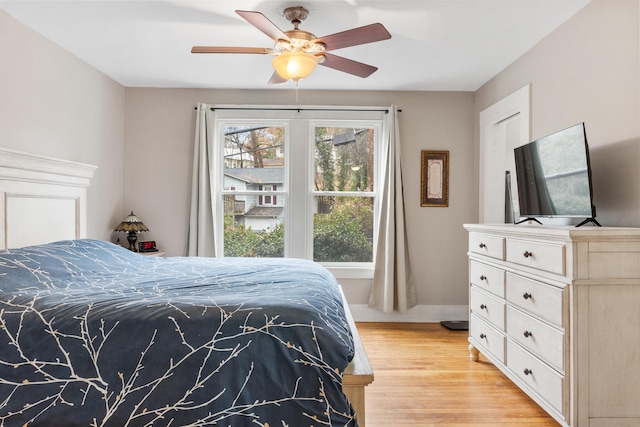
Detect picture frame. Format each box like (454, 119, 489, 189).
(420, 150, 449, 207)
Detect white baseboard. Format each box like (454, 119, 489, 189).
(348, 304, 469, 322)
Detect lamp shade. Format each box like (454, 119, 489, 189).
(114, 211, 149, 233)
(272, 51, 318, 81)
(114, 211, 149, 252)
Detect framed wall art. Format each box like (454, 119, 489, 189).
(420, 150, 449, 207)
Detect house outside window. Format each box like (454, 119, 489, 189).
(212, 108, 385, 277)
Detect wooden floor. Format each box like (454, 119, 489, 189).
(356, 322, 560, 427)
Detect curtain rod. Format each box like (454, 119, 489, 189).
(194, 106, 401, 113)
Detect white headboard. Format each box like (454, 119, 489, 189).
(0, 148, 97, 249)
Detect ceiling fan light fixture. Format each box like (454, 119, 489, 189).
(192, 7, 391, 84)
(272, 51, 318, 81)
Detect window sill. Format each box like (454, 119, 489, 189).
(323, 264, 374, 280)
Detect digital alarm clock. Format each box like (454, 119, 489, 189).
(138, 241, 158, 253)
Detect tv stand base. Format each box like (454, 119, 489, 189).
(576, 217, 601, 227)
(516, 217, 543, 225)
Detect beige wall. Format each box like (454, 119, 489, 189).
(475, 0, 640, 227)
(0, 6, 479, 311)
(0, 9, 126, 239)
(2, 0, 638, 314)
(124, 89, 476, 306)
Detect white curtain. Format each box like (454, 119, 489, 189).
(187, 103, 217, 257)
(369, 105, 417, 313)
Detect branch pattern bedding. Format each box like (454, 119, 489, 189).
(0, 239, 357, 426)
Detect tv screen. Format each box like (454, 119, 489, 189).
(514, 122, 597, 224)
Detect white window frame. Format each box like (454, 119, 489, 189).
(260, 185, 275, 206)
(211, 106, 386, 279)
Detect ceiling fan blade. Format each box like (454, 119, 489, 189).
(236, 10, 291, 42)
(315, 23, 391, 51)
(191, 46, 272, 54)
(268, 72, 287, 85)
(319, 53, 378, 78)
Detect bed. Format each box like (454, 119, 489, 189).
(0, 148, 373, 426)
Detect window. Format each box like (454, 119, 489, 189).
(260, 185, 276, 206)
(212, 108, 385, 276)
(221, 123, 285, 257)
(312, 126, 375, 263)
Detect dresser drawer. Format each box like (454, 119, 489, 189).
(507, 340, 565, 415)
(506, 238, 566, 276)
(470, 286, 505, 330)
(506, 306, 564, 372)
(469, 260, 505, 298)
(469, 233, 505, 260)
(506, 273, 564, 328)
(470, 313, 505, 364)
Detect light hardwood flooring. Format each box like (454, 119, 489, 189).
(356, 322, 560, 426)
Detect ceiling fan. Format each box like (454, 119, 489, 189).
(191, 6, 392, 84)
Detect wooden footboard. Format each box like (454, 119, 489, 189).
(341, 288, 374, 426)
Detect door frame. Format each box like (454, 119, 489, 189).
(478, 84, 531, 223)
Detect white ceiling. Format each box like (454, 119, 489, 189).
(0, 0, 591, 91)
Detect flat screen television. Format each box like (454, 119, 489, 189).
(513, 122, 599, 227)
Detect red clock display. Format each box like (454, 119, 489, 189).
(138, 241, 158, 253)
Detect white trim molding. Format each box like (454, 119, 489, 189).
(349, 304, 468, 322)
(0, 147, 96, 187)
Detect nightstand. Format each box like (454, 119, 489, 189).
(140, 251, 165, 257)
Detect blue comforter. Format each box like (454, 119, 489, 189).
(0, 239, 356, 426)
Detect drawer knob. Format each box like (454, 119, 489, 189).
(523, 368, 533, 376)
(523, 330, 533, 338)
(480, 304, 487, 310)
(480, 275, 487, 281)
(523, 250, 533, 258)
(523, 292, 532, 300)
(479, 243, 486, 249)
(479, 333, 486, 339)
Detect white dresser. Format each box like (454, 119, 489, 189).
(464, 224, 640, 427)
